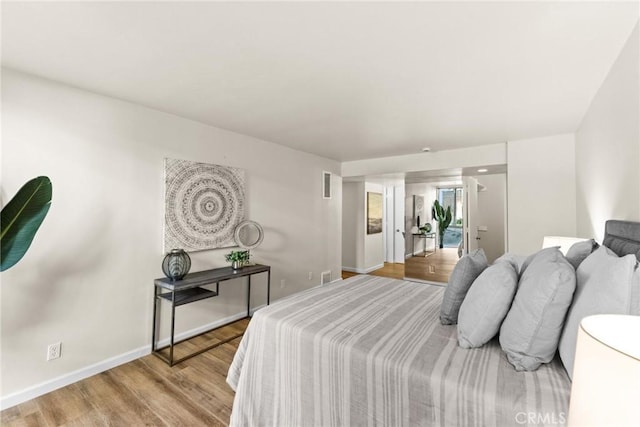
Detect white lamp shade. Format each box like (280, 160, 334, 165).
(568, 314, 640, 427)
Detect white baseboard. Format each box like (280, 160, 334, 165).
(341, 263, 384, 274)
(0, 309, 259, 410)
(0, 345, 149, 411)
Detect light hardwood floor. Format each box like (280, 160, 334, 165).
(405, 248, 459, 283)
(5, 259, 458, 426)
(342, 262, 405, 280)
(1, 319, 250, 427)
(342, 248, 459, 283)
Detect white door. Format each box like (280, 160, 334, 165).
(393, 185, 405, 263)
(463, 177, 479, 253)
(384, 186, 394, 262)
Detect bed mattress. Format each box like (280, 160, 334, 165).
(227, 275, 571, 426)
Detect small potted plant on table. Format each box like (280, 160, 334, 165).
(225, 250, 250, 270)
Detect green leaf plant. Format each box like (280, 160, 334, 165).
(225, 250, 250, 263)
(1, 176, 52, 271)
(432, 200, 452, 249)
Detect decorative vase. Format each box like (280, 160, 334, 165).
(232, 260, 242, 270)
(162, 249, 191, 281)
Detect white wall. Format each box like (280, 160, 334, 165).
(576, 24, 640, 241)
(341, 181, 384, 272)
(507, 133, 576, 254)
(474, 174, 507, 263)
(1, 69, 342, 405)
(342, 182, 363, 269)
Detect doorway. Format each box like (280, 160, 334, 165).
(404, 169, 507, 284)
(340, 169, 506, 284)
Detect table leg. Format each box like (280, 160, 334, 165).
(170, 290, 176, 366)
(151, 286, 158, 352)
(267, 270, 271, 305)
(247, 275, 251, 318)
(412, 234, 415, 257)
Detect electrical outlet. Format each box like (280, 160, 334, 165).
(280, 279, 286, 289)
(308, 272, 313, 281)
(47, 342, 61, 361)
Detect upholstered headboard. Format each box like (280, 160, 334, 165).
(603, 220, 640, 261)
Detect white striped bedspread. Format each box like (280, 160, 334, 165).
(227, 275, 570, 427)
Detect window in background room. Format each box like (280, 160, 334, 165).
(437, 187, 464, 248)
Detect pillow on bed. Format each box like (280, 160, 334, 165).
(565, 239, 599, 269)
(440, 248, 488, 325)
(558, 246, 640, 379)
(500, 248, 576, 371)
(493, 253, 522, 271)
(519, 246, 561, 276)
(457, 260, 518, 348)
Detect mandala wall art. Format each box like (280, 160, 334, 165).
(164, 158, 246, 251)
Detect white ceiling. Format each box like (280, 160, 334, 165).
(2, 1, 638, 162)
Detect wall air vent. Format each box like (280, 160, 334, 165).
(321, 271, 332, 285)
(322, 171, 332, 199)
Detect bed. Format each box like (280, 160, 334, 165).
(227, 220, 640, 426)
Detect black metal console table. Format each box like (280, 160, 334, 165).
(152, 264, 271, 366)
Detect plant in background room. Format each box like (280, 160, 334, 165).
(225, 250, 250, 270)
(432, 200, 452, 249)
(1, 176, 53, 272)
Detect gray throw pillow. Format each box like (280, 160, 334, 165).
(500, 248, 576, 371)
(440, 248, 488, 325)
(519, 246, 561, 276)
(457, 261, 518, 348)
(565, 239, 599, 269)
(558, 246, 640, 379)
(494, 253, 521, 271)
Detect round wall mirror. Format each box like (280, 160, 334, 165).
(234, 220, 264, 250)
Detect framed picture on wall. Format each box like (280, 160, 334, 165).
(367, 192, 383, 234)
